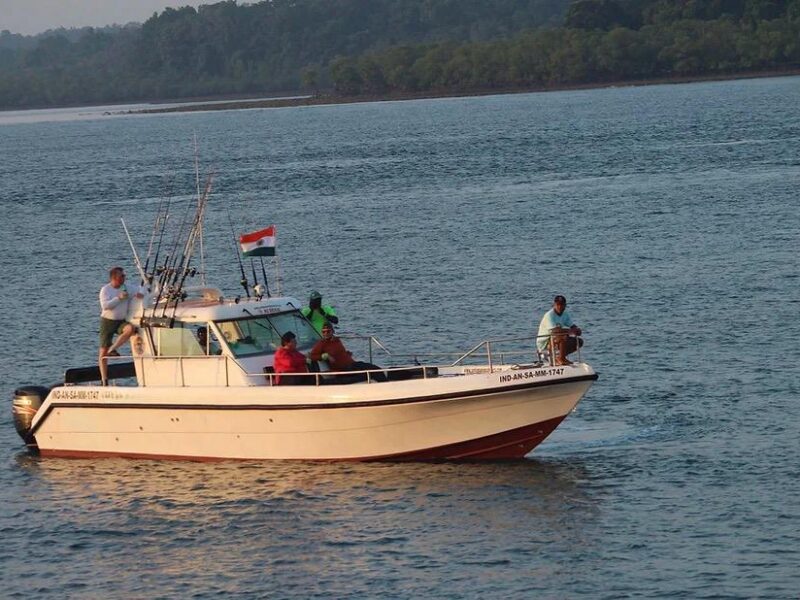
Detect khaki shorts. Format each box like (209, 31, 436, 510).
(99, 318, 131, 348)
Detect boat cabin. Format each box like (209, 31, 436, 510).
(129, 286, 319, 387)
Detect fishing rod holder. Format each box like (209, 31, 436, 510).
(140, 316, 175, 328)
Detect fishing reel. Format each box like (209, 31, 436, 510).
(155, 265, 177, 282)
(163, 287, 188, 303)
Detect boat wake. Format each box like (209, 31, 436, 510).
(533, 419, 664, 456)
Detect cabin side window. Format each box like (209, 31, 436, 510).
(153, 324, 205, 357)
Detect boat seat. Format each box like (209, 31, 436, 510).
(386, 366, 438, 381)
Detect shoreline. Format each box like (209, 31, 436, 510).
(128, 68, 800, 115)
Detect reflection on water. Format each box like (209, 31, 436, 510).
(9, 454, 600, 598)
(17, 452, 596, 512)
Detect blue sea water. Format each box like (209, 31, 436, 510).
(0, 76, 798, 598)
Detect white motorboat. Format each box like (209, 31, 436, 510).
(10, 182, 597, 460)
(11, 286, 596, 460)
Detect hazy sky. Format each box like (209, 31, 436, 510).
(1, 1, 206, 35)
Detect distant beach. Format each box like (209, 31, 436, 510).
(129, 68, 800, 115)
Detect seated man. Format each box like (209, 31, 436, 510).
(536, 294, 583, 366)
(196, 326, 222, 355)
(272, 331, 311, 385)
(309, 322, 386, 383)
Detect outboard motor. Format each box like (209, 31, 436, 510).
(12, 385, 50, 447)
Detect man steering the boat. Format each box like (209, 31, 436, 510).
(537, 294, 583, 366)
(98, 267, 143, 385)
(301, 290, 339, 334)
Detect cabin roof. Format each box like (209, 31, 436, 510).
(135, 286, 304, 324)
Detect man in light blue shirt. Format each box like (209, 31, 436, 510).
(537, 295, 583, 365)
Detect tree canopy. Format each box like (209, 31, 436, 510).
(0, 0, 798, 109)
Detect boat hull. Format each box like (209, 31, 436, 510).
(30, 366, 597, 461)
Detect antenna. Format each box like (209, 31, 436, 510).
(193, 134, 207, 285)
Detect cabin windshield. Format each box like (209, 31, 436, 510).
(214, 310, 319, 358)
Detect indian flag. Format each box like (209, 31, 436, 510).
(240, 226, 276, 257)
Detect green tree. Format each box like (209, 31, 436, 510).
(329, 56, 363, 94)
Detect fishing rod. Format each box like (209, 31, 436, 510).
(250, 259, 259, 290)
(168, 176, 213, 321)
(148, 192, 172, 288)
(143, 177, 174, 288)
(260, 257, 271, 297)
(161, 196, 205, 319)
(140, 186, 167, 287)
(192, 134, 207, 285)
(140, 205, 162, 287)
(169, 175, 211, 300)
(156, 185, 200, 314)
(226, 206, 251, 299)
(120, 218, 147, 284)
(152, 187, 195, 315)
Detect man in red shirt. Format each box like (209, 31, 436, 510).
(272, 331, 310, 385)
(309, 323, 386, 382)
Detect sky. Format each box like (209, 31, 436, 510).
(1, 1, 207, 35)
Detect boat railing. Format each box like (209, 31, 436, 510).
(252, 363, 437, 387)
(337, 333, 392, 364)
(448, 333, 583, 370)
(100, 331, 582, 387)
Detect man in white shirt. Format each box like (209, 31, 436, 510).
(99, 266, 143, 384)
(536, 295, 583, 366)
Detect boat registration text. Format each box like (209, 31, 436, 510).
(499, 368, 565, 383)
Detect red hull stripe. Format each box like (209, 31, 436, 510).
(366, 415, 567, 460)
(37, 416, 567, 462)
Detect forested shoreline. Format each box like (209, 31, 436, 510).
(0, 0, 798, 110)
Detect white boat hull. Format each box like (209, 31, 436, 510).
(29, 365, 597, 460)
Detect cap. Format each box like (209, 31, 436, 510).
(309, 290, 322, 301)
(321, 322, 334, 332)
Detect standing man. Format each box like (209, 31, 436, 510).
(537, 294, 583, 366)
(301, 290, 339, 335)
(99, 267, 143, 385)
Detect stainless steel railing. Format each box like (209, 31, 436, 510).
(449, 332, 582, 369)
(338, 333, 392, 364)
(101, 330, 583, 387)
